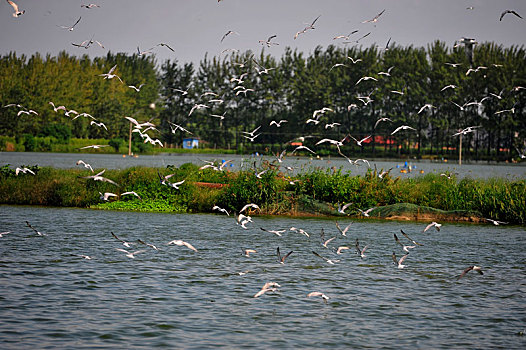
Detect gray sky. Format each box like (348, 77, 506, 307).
(1, 0, 525, 66)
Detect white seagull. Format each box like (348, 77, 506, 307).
(58, 17, 82, 31)
(355, 239, 368, 258)
(99, 192, 118, 201)
(254, 282, 280, 298)
(99, 65, 123, 82)
(212, 205, 230, 216)
(121, 191, 142, 200)
(7, 0, 24, 17)
(423, 221, 441, 232)
(335, 221, 352, 236)
(167, 239, 198, 252)
(277, 247, 293, 264)
(457, 265, 484, 279)
(115, 248, 146, 259)
(312, 251, 339, 265)
(391, 125, 416, 135)
(392, 251, 409, 269)
(111, 232, 134, 247)
(307, 292, 330, 304)
(15, 167, 35, 176)
(260, 227, 286, 237)
(394, 233, 416, 252)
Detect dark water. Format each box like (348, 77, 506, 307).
(0, 205, 524, 349)
(1, 151, 525, 179)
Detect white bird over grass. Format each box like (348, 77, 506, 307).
(78, 144, 109, 150)
(374, 117, 393, 129)
(291, 145, 316, 155)
(347, 56, 362, 64)
(7, 0, 24, 17)
(128, 83, 145, 92)
(90, 120, 107, 130)
(349, 135, 372, 147)
(79, 169, 119, 186)
(49, 101, 67, 113)
(99, 192, 118, 201)
(121, 191, 142, 200)
(115, 248, 146, 259)
(240, 203, 260, 214)
(355, 76, 378, 85)
(269, 119, 287, 127)
(418, 104, 436, 114)
(99, 65, 123, 82)
(391, 125, 416, 135)
(358, 207, 376, 217)
(392, 251, 409, 269)
(167, 239, 198, 252)
(338, 202, 353, 214)
(15, 167, 35, 176)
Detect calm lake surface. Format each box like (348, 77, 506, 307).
(1, 151, 526, 179)
(0, 206, 524, 349)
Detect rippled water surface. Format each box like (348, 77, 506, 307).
(0, 206, 524, 348)
(2, 151, 525, 179)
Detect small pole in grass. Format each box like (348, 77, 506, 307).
(458, 133, 462, 166)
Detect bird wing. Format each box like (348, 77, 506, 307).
(399, 253, 409, 264)
(457, 266, 474, 280)
(283, 251, 293, 261)
(111, 232, 123, 243)
(392, 252, 398, 264)
(312, 251, 328, 262)
(7, 0, 19, 12)
(401, 230, 423, 246)
(183, 241, 198, 252)
(115, 248, 130, 254)
(394, 233, 403, 246)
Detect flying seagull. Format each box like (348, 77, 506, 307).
(25, 221, 43, 236)
(254, 282, 280, 298)
(394, 233, 416, 252)
(400, 229, 423, 246)
(15, 167, 35, 176)
(423, 221, 441, 232)
(258, 35, 279, 47)
(335, 221, 352, 236)
(111, 231, 134, 247)
(277, 247, 293, 264)
(260, 227, 286, 237)
(294, 15, 321, 39)
(79, 169, 119, 186)
(355, 239, 368, 258)
(7, 0, 24, 17)
(212, 205, 230, 216)
(242, 249, 257, 257)
(58, 17, 82, 31)
(121, 191, 142, 200)
(137, 239, 158, 250)
(307, 292, 329, 304)
(115, 248, 146, 259)
(312, 251, 340, 265)
(99, 65, 123, 82)
(391, 125, 416, 135)
(362, 9, 386, 24)
(392, 251, 409, 269)
(221, 30, 239, 43)
(457, 265, 484, 280)
(499, 10, 522, 21)
(81, 4, 100, 9)
(167, 239, 198, 252)
(99, 192, 118, 201)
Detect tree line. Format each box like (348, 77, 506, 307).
(0, 40, 524, 160)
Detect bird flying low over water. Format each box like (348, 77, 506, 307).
(312, 250, 340, 265)
(400, 230, 423, 246)
(355, 239, 368, 258)
(457, 265, 483, 280)
(254, 282, 280, 298)
(277, 247, 293, 264)
(167, 239, 198, 252)
(25, 221, 43, 236)
(115, 248, 146, 259)
(392, 251, 409, 269)
(423, 221, 441, 232)
(260, 227, 286, 237)
(394, 233, 416, 252)
(242, 249, 257, 257)
(307, 292, 329, 304)
(335, 221, 352, 236)
(111, 232, 134, 247)
(137, 239, 158, 250)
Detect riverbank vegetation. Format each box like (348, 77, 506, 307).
(0, 41, 525, 161)
(1, 164, 524, 225)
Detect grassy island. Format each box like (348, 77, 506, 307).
(1, 163, 524, 225)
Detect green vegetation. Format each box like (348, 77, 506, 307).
(0, 43, 525, 161)
(1, 163, 524, 224)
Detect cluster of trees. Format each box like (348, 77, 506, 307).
(0, 41, 524, 160)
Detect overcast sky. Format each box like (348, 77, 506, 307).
(1, 0, 525, 66)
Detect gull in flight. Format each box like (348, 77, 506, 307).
(338, 202, 353, 214)
(168, 121, 193, 135)
(290, 226, 309, 237)
(111, 232, 134, 247)
(391, 125, 416, 135)
(457, 266, 483, 280)
(277, 247, 293, 264)
(355, 76, 378, 85)
(394, 233, 416, 252)
(329, 63, 347, 72)
(355, 239, 368, 258)
(242, 249, 257, 257)
(445, 62, 462, 68)
(333, 30, 358, 40)
(99, 192, 118, 201)
(17, 109, 38, 116)
(137, 239, 158, 250)
(0, 231, 10, 238)
(336, 246, 350, 254)
(212, 205, 230, 216)
(49, 102, 67, 113)
(441, 84, 457, 91)
(241, 125, 262, 138)
(221, 30, 239, 43)
(81, 3, 100, 9)
(335, 221, 352, 236)
(312, 251, 340, 265)
(7, 0, 24, 17)
(58, 17, 82, 31)
(423, 221, 441, 232)
(400, 229, 423, 246)
(260, 227, 286, 237)
(485, 218, 507, 226)
(452, 126, 480, 137)
(258, 35, 279, 47)
(499, 10, 522, 21)
(325, 122, 340, 129)
(240, 203, 260, 214)
(99, 65, 123, 82)
(79, 169, 119, 186)
(90, 120, 107, 130)
(349, 135, 372, 147)
(374, 117, 393, 129)
(167, 239, 198, 252)
(322, 236, 336, 248)
(254, 282, 280, 298)
(128, 83, 145, 92)
(25, 221, 43, 236)
(269, 120, 287, 127)
(116, 248, 146, 259)
(157, 172, 185, 189)
(347, 56, 362, 64)
(358, 207, 376, 217)
(294, 15, 321, 39)
(15, 167, 35, 176)
(121, 191, 142, 200)
(362, 9, 386, 24)
(307, 292, 329, 304)
(291, 145, 316, 155)
(243, 133, 261, 142)
(189, 104, 209, 116)
(392, 251, 409, 269)
(378, 66, 394, 76)
(418, 104, 436, 114)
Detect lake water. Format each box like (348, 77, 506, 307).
(0, 206, 524, 348)
(1, 151, 526, 179)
